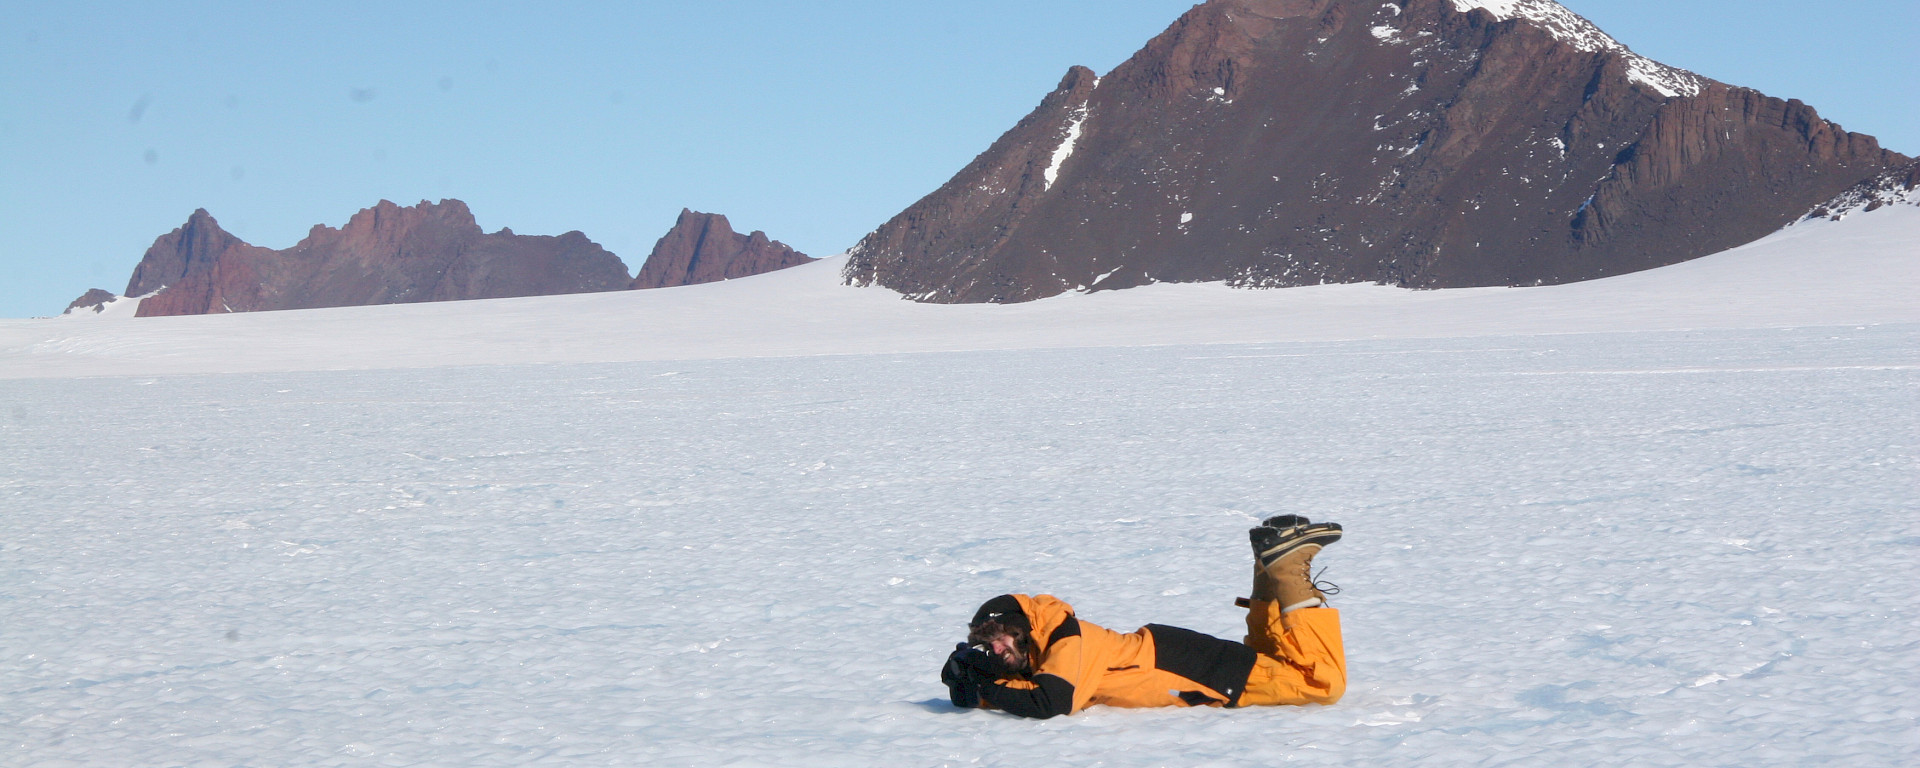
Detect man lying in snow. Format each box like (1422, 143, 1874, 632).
(941, 516, 1345, 718)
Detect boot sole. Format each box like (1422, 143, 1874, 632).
(1253, 523, 1343, 570)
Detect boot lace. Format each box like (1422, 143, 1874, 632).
(1311, 566, 1341, 597)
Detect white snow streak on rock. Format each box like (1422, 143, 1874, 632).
(1044, 104, 1090, 191)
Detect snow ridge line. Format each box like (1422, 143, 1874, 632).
(1505, 364, 1920, 376)
(1448, 0, 1703, 98)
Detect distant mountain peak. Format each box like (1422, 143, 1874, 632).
(631, 210, 814, 290)
(124, 208, 252, 299)
(61, 288, 117, 315)
(95, 200, 820, 317)
(127, 199, 631, 317)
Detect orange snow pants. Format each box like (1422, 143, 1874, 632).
(1238, 601, 1347, 706)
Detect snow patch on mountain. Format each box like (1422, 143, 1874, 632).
(1796, 162, 1920, 224)
(1622, 56, 1704, 99)
(1044, 104, 1091, 191)
(57, 291, 153, 320)
(1449, 0, 1703, 98)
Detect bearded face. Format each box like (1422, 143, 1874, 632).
(967, 620, 1032, 676)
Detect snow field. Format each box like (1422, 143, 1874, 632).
(2, 324, 1916, 766)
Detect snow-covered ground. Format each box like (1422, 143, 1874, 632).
(2, 208, 1916, 765)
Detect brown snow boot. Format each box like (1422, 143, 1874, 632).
(1250, 520, 1342, 572)
(1249, 520, 1342, 613)
(1250, 563, 1280, 603)
(1244, 516, 1307, 606)
(1268, 545, 1325, 613)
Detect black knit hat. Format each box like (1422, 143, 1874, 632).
(968, 594, 1031, 633)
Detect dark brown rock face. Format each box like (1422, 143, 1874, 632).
(631, 209, 814, 289)
(129, 200, 633, 317)
(845, 0, 1909, 302)
(62, 288, 117, 315)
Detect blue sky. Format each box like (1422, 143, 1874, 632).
(2, 0, 1914, 318)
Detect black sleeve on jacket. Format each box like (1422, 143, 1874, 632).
(1048, 615, 1082, 646)
(979, 673, 1075, 719)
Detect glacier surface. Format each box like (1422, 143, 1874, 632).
(2, 327, 1916, 766)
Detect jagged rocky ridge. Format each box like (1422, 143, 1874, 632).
(631, 209, 815, 290)
(114, 201, 809, 317)
(844, 0, 1910, 303)
(61, 289, 118, 315)
(128, 200, 630, 317)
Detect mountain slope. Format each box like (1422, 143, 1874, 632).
(844, 0, 1907, 302)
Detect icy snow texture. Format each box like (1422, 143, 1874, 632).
(1449, 0, 1704, 97)
(3, 324, 1918, 766)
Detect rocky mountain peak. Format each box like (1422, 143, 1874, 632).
(124, 208, 253, 299)
(631, 209, 815, 290)
(1444, 0, 1701, 97)
(296, 199, 484, 251)
(846, 0, 1906, 303)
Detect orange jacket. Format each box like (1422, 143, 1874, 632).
(972, 594, 1258, 718)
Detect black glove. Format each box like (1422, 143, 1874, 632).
(942, 643, 992, 708)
